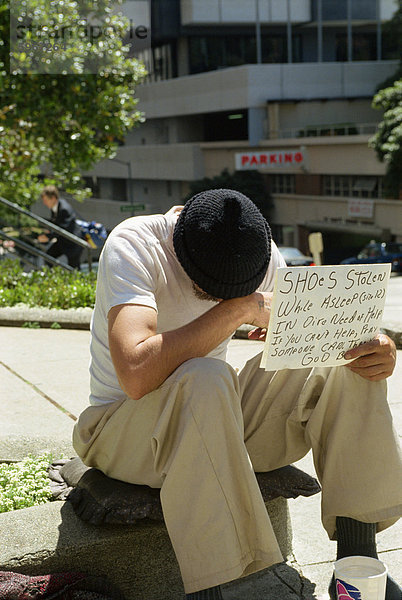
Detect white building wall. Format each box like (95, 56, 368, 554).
(273, 195, 402, 241)
(271, 100, 380, 136)
(179, 0, 396, 25)
(136, 62, 399, 119)
(124, 119, 170, 145)
(119, 1, 151, 27)
(380, 0, 399, 20)
(201, 137, 386, 178)
(86, 144, 205, 181)
(180, 0, 311, 25)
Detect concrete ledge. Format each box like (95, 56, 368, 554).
(0, 502, 183, 600)
(0, 498, 292, 600)
(0, 306, 92, 330)
(0, 435, 76, 462)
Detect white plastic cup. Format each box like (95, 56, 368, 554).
(334, 556, 388, 600)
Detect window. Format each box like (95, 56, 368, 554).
(189, 34, 302, 74)
(271, 174, 295, 194)
(83, 176, 100, 197)
(336, 33, 377, 61)
(387, 243, 402, 253)
(111, 179, 128, 202)
(323, 176, 383, 199)
(358, 245, 382, 259)
(203, 110, 248, 142)
(137, 43, 176, 81)
(352, 178, 377, 198)
(97, 178, 127, 202)
(321, 0, 376, 21)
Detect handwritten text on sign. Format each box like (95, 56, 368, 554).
(260, 264, 391, 371)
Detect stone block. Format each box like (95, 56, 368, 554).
(0, 502, 183, 600)
(0, 497, 292, 600)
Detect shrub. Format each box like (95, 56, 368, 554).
(0, 454, 54, 513)
(0, 259, 96, 309)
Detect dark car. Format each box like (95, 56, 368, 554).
(278, 246, 315, 267)
(341, 242, 402, 273)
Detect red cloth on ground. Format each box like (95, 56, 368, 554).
(0, 571, 122, 600)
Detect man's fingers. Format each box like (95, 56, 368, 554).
(344, 338, 381, 360)
(344, 333, 396, 381)
(248, 327, 267, 341)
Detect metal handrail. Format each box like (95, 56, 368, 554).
(0, 229, 74, 271)
(0, 195, 93, 271)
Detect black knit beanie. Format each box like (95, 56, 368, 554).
(173, 189, 272, 300)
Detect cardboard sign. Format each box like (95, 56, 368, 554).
(260, 264, 391, 371)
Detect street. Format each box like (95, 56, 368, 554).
(384, 275, 402, 323)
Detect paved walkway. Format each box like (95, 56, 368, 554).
(0, 326, 401, 599)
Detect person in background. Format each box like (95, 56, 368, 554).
(38, 185, 83, 269)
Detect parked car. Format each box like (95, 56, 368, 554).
(278, 246, 315, 267)
(340, 242, 402, 273)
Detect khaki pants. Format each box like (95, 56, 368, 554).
(73, 353, 402, 594)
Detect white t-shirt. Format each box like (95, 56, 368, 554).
(89, 211, 286, 406)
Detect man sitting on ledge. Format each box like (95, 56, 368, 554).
(73, 189, 402, 599)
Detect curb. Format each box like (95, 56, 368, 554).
(0, 306, 92, 330)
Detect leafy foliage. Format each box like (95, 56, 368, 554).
(368, 3, 402, 198)
(0, 454, 54, 513)
(370, 80, 402, 198)
(377, 1, 402, 90)
(0, 0, 146, 206)
(0, 259, 97, 308)
(0, 106, 47, 207)
(184, 169, 273, 220)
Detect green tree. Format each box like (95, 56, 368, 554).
(370, 80, 402, 199)
(369, 2, 402, 199)
(0, 0, 146, 207)
(377, 0, 402, 89)
(185, 169, 273, 220)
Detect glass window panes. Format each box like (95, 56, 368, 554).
(271, 174, 295, 194)
(323, 176, 383, 199)
(189, 34, 303, 74)
(336, 33, 377, 61)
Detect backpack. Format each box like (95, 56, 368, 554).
(76, 219, 108, 249)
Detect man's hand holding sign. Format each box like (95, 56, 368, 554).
(257, 264, 396, 381)
(343, 333, 396, 381)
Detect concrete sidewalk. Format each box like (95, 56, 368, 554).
(0, 326, 401, 599)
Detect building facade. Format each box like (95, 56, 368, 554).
(76, 0, 401, 263)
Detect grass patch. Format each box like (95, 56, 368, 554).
(0, 259, 96, 309)
(0, 454, 54, 513)
(22, 321, 41, 328)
